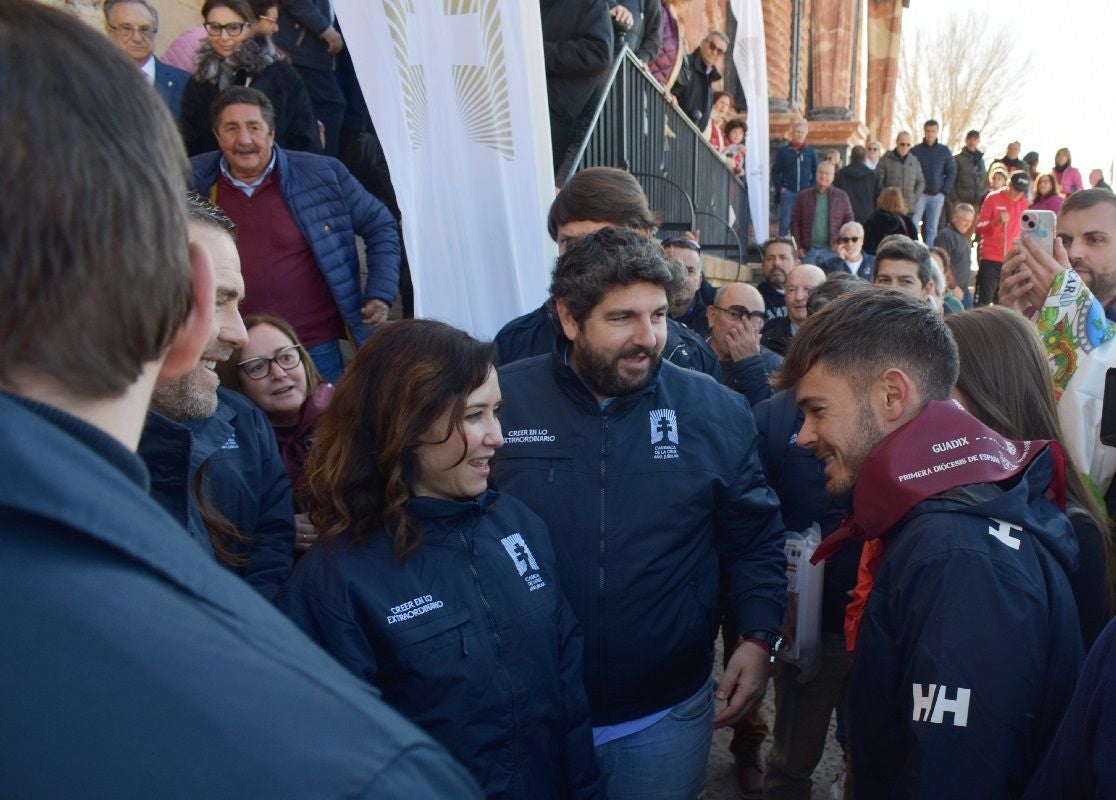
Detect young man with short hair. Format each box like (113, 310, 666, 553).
(772, 289, 1082, 798)
(872, 236, 934, 302)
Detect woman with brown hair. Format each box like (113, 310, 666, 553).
(275, 319, 600, 799)
(217, 313, 332, 552)
(862, 186, 917, 255)
(945, 307, 1113, 648)
(179, 0, 319, 156)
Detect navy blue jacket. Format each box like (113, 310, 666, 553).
(139, 388, 295, 599)
(274, 0, 334, 71)
(820, 253, 874, 281)
(1024, 616, 1116, 800)
(911, 139, 957, 196)
(192, 147, 401, 346)
(153, 58, 189, 119)
(720, 346, 783, 407)
(493, 351, 786, 724)
(277, 491, 601, 799)
(849, 450, 1083, 799)
(753, 390, 857, 635)
(758, 279, 787, 322)
(0, 391, 482, 799)
(771, 144, 819, 194)
(495, 302, 722, 381)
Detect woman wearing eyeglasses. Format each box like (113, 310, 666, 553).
(218, 313, 333, 552)
(180, 0, 319, 157)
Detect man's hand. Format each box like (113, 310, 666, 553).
(320, 25, 344, 55)
(609, 4, 634, 30)
(361, 298, 390, 326)
(999, 235, 1069, 312)
(835, 241, 851, 261)
(713, 640, 771, 727)
(723, 324, 759, 362)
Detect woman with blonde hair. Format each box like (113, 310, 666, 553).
(1053, 147, 1085, 196)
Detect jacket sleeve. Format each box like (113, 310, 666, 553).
(974, 195, 998, 235)
(543, 0, 613, 79)
(180, 78, 217, 157)
(339, 163, 402, 305)
(723, 355, 774, 406)
(555, 590, 603, 798)
(790, 191, 806, 251)
(714, 400, 787, 634)
(835, 190, 854, 235)
(942, 147, 957, 196)
(1022, 619, 1116, 800)
(280, 0, 331, 36)
(634, 0, 662, 62)
(277, 554, 383, 685)
(275, 62, 323, 154)
(912, 158, 926, 198)
(886, 544, 1074, 798)
(239, 412, 296, 600)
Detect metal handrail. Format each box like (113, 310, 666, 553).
(559, 46, 753, 269)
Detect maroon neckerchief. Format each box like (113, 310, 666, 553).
(806, 399, 1066, 649)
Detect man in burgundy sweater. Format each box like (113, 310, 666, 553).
(191, 86, 400, 381)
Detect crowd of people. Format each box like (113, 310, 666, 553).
(6, 1, 1116, 799)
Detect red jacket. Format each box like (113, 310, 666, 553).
(790, 187, 854, 253)
(975, 188, 1029, 263)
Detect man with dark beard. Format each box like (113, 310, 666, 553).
(773, 289, 1082, 798)
(139, 195, 296, 599)
(494, 227, 786, 799)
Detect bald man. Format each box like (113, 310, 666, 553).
(706, 282, 784, 407)
(761, 264, 825, 356)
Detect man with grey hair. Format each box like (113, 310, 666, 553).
(0, 2, 482, 795)
(671, 29, 728, 128)
(821, 221, 874, 280)
(762, 263, 826, 355)
(878, 131, 926, 214)
(103, 0, 189, 118)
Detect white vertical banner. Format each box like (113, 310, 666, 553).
(336, 0, 557, 338)
(729, 0, 770, 242)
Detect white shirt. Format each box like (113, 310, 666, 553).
(140, 55, 155, 85)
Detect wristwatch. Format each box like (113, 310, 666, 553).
(740, 630, 784, 664)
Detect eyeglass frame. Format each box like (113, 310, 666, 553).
(661, 236, 701, 252)
(107, 22, 158, 38)
(711, 304, 766, 325)
(237, 344, 304, 380)
(204, 20, 250, 37)
(837, 236, 861, 244)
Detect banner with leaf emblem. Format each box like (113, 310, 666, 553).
(338, 0, 557, 337)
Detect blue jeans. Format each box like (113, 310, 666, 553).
(804, 247, 836, 266)
(912, 192, 946, 245)
(305, 340, 345, 383)
(594, 682, 714, 799)
(778, 190, 797, 236)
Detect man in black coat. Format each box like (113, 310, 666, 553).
(609, 0, 662, 62)
(541, 0, 613, 172)
(274, 0, 346, 156)
(835, 145, 883, 223)
(670, 30, 728, 129)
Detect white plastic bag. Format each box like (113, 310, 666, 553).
(779, 523, 825, 678)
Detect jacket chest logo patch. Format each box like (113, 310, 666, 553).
(650, 409, 679, 459)
(912, 683, 970, 727)
(500, 533, 546, 591)
(220, 435, 239, 450)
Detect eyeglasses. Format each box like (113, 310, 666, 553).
(704, 40, 727, 55)
(897, 142, 912, 148)
(712, 304, 766, 324)
(868, 146, 880, 151)
(205, 21, 249, 37)
(837, 236, 861, 243)
(108, 22, 157, 38)
(238, 345, 303, 380)
(661, 236, 701, 251)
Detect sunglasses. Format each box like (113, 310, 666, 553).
(897, 142, 912, 148)
(838, 236, 861, 244)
